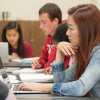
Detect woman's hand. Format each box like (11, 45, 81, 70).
(55, 42, 78, 63)
(19, 82, 53, 92)
(19, 83, 39, 91)
(57, 42, 78, 55)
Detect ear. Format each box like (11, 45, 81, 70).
(54, 18, 59, 25)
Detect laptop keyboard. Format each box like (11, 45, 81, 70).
(8, 83, 32, 91)
(12, 84, 19, 91)
(7, 83, 49, 94)
(7, 83, 20, 91)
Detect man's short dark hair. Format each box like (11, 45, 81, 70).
(39, 3, 62, 24)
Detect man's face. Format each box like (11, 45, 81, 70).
(39, 13, 58, 36)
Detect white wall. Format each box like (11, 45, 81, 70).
(97, 0, 100, 9)
(0, 0, 99, 21)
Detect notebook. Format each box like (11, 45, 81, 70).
(0, 42, 9, 63)
(0, 57, 49, 94)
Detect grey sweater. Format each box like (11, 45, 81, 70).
(0, 80, 9, 100)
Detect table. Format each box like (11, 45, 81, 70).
(15, 94, 100, 100)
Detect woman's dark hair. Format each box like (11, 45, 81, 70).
(68, 4, 100, 97)
(2, 21, 24, 58)
(39, 3, 62, 24)
(52, 22, 69, 44)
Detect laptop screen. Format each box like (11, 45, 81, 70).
(0, 57, 10, 84)
(0, 42, 9, 63)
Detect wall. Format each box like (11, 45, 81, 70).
(0, 0, 99, 21)
(97, 0, 100, 9)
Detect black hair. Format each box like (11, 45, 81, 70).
(52, 22, 69, 44)
(2, 21, 24, 58)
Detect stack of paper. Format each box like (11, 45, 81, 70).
(12, 68, 44, 75)
(11, 57, 39, 64)
(20, 73, 53, 83)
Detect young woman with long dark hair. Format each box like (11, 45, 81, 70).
(2, 21, 34, 61)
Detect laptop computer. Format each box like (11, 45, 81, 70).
(0, 57, 49, 94)
(4, 61, 31, 67)
(4, 57, 39, 67)
(0, 42, 9, 63)
(0, 42, 32, 68)
(4, 61, 32, 72)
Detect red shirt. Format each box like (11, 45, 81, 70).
(48, 47, 70, 69)
(44, 46, 57, 68)
(38, 35, 54, 68)
(38, 35, 70, 69)
(11, 41, 35, 58)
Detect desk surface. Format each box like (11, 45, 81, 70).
(15, 94, 100, 100)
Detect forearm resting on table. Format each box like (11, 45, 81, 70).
(8, 55, 21, 61)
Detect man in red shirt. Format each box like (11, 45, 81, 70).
(45, 22, 70, 74)
(31, 3, 62, 69)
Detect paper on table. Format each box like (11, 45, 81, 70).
(8, 75, 21, 83)
(11, 59, 21, 62)
(0, 75, 20, 83)
(11, 57, 39, 64)
(12, 68, 44, 75)
(21, 57, 39, 63)
(20, 73, 53, 83)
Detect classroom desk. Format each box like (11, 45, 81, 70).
(15, 94, 100, 100)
